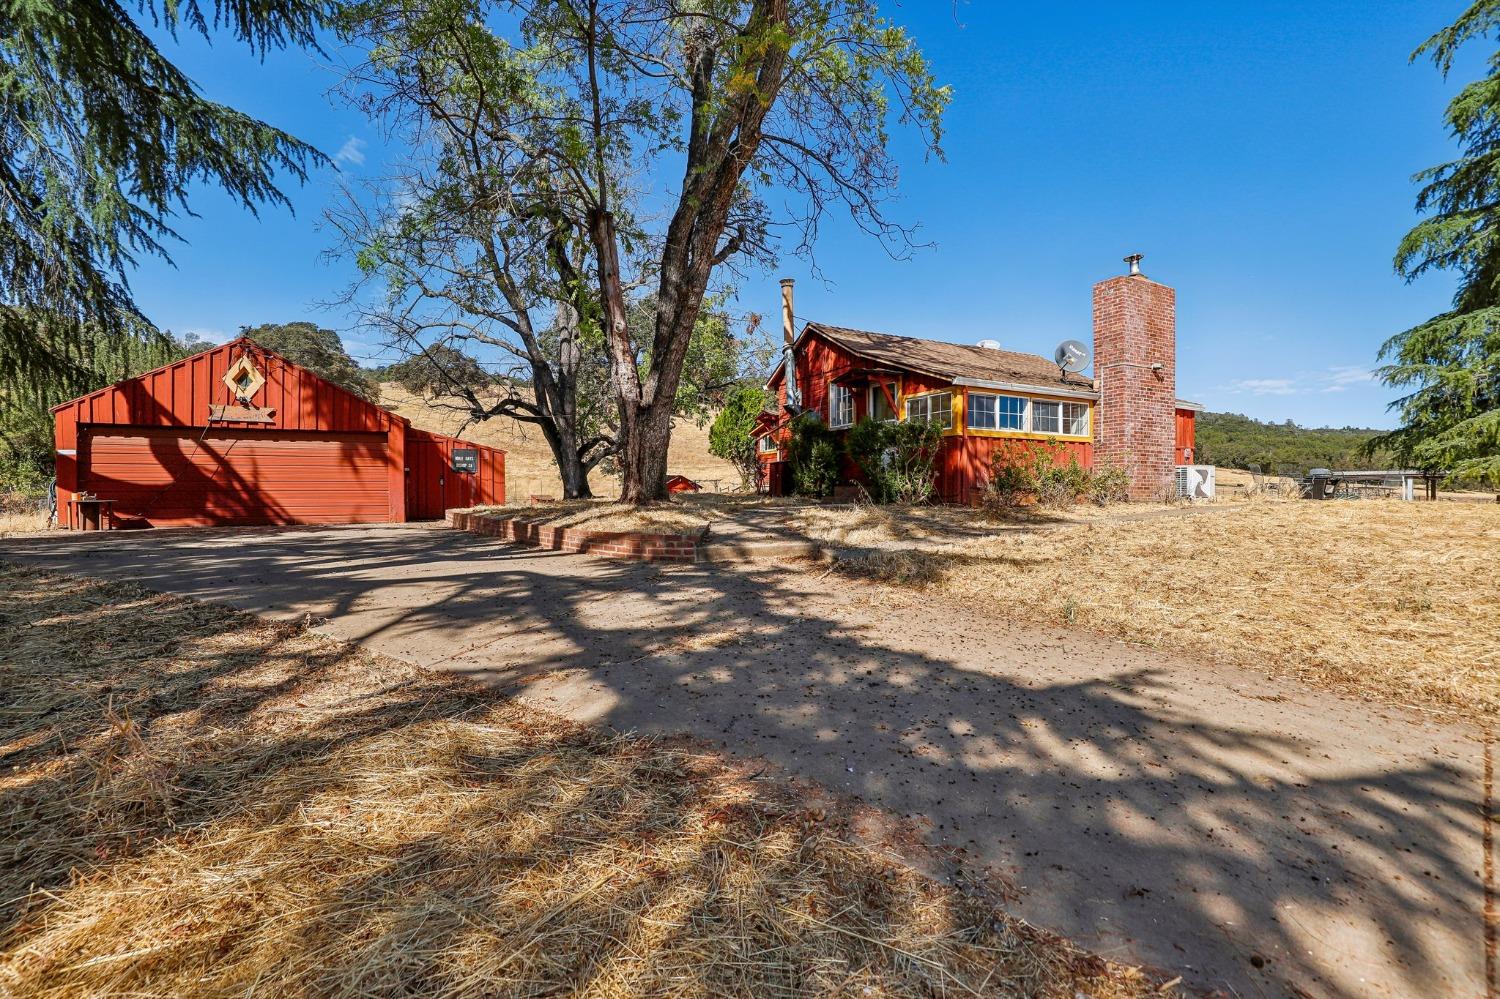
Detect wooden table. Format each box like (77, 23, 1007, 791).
(69, 498, 117, 531)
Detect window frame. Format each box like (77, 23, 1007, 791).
(966, 392, 1029, 433)
(1031, 399, 1062, 435)
(757, 434, 778, 455)
(1061, 401, 1090, 437)
(967, 392, 998, 431)
(828, 382, 854, 429)
(961, 391, 1091, 440)
(867, 382, 898, 423)
(903, 390, 954, 431)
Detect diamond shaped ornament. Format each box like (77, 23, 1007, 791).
(223, 355, 265, 401)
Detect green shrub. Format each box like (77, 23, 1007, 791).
(845, 417, 944, 504)
(786, 413, 839, 497)
(708, 385, 770, 489)
(984, 441, 1125, 509)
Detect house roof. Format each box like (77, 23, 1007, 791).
(784, 322, 1096, 395)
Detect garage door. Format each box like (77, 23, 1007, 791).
(81, 428, 391, 527)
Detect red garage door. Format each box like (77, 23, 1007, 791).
(81, 428, 391, 527)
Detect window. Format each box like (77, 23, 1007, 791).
(967, 392, 997, 430)
(757, 435, 778, 454)
(967, 392, 1028, 432)
(968, 392, 1088, 436)
(1031, 400, 1061, 434)
(868, 382, 897, 422)
(1062, 401, 1090, 436)
(904, 391, 953, 430)
(829, 383, 854, 429)
(998, 395, 1027, 430)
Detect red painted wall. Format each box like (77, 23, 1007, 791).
(405, 429, 506, 518)
(1175, 408, 1197, 464)
(54, 338, 504, 528)
(763, 329, 1105, 503)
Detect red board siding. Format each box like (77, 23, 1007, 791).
(405, 429, 506, 519)
(81, 428, 391, 527)
(935, 435, 1092, 505)
(54, 338, 409, 526)
(1175, 408, 1196, 464)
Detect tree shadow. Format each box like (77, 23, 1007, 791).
(0, 526, 1486, 998)
(0, 562, 1132, 996)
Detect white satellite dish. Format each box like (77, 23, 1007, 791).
(976, 338, 1002, 350)
(1055, 339, 1091, 374)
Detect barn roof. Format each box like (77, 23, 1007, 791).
(771, 322, 1094, 395)
(49, 335, 401, 423)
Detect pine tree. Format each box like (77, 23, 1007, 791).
(1381, 1, 1500, 483)
(0, 0, 333, 389)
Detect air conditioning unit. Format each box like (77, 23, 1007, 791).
(1175, 465, 1216, 500)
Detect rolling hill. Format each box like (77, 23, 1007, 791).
(378, 384, 742, 500)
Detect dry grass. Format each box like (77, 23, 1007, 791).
(379, 384, 744, 500)
(470, 499, 718, 535)
(0, 510, 47, 537)
(0, 562, 1161, 998)
(828, 501, 1500, 722)
(466, 494, 818, 535)
(786, 499, 1184, 553)
(0, 492, 49, 536)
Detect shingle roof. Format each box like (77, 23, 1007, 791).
(802, 322, 1095, 393)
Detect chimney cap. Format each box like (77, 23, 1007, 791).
(779, 276, 796, 287)
(1123, 253, 1144, 277)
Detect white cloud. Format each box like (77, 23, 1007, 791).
(183, 328, 233, 345)
(1222, 365, 1379, 398)
(335, 135, 368, 168)
(1228, 378, 1297, 396)
(1323, 365, 1375, 387)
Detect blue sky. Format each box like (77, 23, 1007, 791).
(127, 1, 1481, 429)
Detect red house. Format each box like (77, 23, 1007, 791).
(755, 257, 1203, 503)
(53, 337, 505, 529)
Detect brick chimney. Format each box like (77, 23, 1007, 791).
(1092, 255, 1176, 500)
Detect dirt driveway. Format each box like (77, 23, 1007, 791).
(1, 524, 1486, 998)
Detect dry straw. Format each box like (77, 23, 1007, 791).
(0, 562, 1158, 998)
(823, 500, 1500, 721)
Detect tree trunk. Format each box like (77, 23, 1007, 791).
(617, 400, 673, 502)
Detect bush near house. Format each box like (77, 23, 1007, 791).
(846, 417, 945, 504)
(708, 385, 770, 490)
(786, 413, 840, 497)
(983, 441, 1128, 509)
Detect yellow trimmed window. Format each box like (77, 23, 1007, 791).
(904, 391, 953, 430)
(966, 393, 1090, 437)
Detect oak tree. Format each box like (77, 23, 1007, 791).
(341, 0, 946, 501)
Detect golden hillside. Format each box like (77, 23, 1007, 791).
(379, 383, 742, 500)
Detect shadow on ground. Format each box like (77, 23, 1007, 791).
(0, 525, 1485, 998)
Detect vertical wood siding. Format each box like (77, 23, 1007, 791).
(405, 429, 507, 518)
(52, 338, 504, 528)
(1175, 408, 1197, 463)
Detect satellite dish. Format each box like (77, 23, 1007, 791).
(976, 339, 1002, 350)
(1055, 339, 1091, 373)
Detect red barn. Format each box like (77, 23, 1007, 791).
(756, 259, 1203, 503)
(53, 337, 504, 529)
